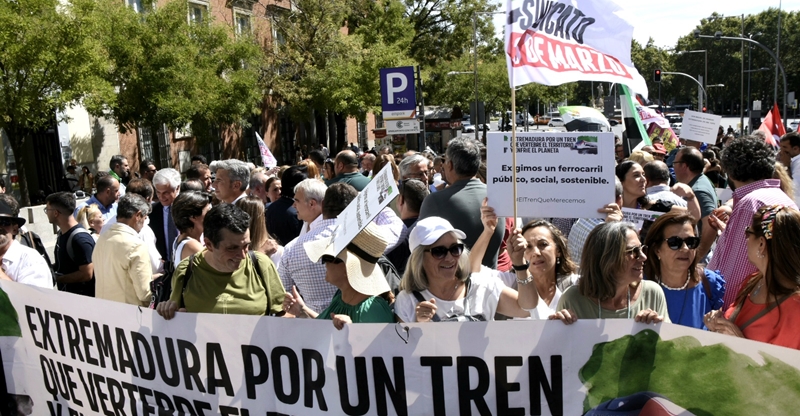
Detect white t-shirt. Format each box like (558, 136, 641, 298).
(481, 266, 580, 319)
(2, 241, 54, 289)
(395, 270, 506, 322)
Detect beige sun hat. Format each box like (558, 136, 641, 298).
(304, 222, 390, 297)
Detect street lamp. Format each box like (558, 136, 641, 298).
(675, 50, 707, 109)
(694, 28, 788, 129)
(662, 72, 707, 112)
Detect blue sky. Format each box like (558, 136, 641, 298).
(494, 0, 800, 48)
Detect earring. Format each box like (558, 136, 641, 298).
(556, 257, 561, 265)
(758, 252, 765, 259)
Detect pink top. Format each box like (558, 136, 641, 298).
(707, 179, 796, 309)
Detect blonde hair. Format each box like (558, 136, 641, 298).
(236, 196, 268, 251)
(298, 160, 320, 180)
(77, 204, 102, 231)
(399, 232, 472, 292)
(628, 150, 654, 165)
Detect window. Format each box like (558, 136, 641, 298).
(234, 12, 251, 35)
(188, 2, 207, 24)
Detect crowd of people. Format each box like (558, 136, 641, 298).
(1, 132, 798, 351)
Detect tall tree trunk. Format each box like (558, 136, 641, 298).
(7, 126, 31, 207)
(334, 112, 346, 153)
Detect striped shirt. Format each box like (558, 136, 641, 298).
(707, 179, 796, 308)
(278, 219, 338, 313)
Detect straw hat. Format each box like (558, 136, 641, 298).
(408, 216, 465, 252)
(304, 222, 390, 297)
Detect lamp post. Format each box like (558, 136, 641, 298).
(676, 50, 707, 109)
(694, 29, 788, 129)
(663, 72, 708, 112)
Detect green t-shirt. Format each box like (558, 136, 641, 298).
(556, 280, 671, 321)
(170, 250, 285, 316)
(316, 290, 394, 323)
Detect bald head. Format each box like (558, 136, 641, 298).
(643, 161, 670, 185)
(335, 150, 359, 175)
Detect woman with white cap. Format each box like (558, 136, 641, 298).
(394, 216, 539, 322)
(283, 222, 395, 329)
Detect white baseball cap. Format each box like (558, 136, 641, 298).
(408, 217, 467, 252)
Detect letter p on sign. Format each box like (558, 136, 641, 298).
(380, 66, 417, 119)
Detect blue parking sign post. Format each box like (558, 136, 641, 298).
(380, 67, 417, 120)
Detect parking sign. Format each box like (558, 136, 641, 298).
(380, 67, 417, 120)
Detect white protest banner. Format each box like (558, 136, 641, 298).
(3, 282, 800, 415)
(487, 131, 615, 218)
(308, 163, 398, 261)
(716, 187, 733, 203)
(680, 109, 723, 144)
(505, 0, 648, 96)
(622, 207, 665, 229)
(255, 132, 278, 168)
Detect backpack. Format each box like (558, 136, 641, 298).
(19, 231, 56, 285)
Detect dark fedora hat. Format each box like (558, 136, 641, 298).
(0, 198, 25, 226)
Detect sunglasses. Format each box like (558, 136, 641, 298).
(321, 255, 343, 264)
(664, 236, 700, 250)
(625, 244, 647, 260)
(425, 243, 464, 259)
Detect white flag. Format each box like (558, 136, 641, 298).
(255, 132, 277, 168)
(505, 0, 648, 98)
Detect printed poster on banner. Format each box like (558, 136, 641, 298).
(505, 0, 648, 96)
(3, 282, 800, 416)
(680, 109, 723, 144)
(622, 207, 665, 230)
(486, 132, 615, 218)
(307, 163, 398, 262)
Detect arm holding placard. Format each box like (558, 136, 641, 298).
(470, 198, 498, 273)
(495, 228, 540, 317)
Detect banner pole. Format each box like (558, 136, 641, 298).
(511, 87, 518, 226)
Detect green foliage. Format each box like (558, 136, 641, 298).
(86, 0, 262, 140)
(0, 0, 112, 205)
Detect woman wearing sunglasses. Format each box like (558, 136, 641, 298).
(393, 217, 539, 322)
(284, 222, 395, 329)
(468, 200, 579, 319)
(642, 211, 725, 329)
(550, 221, 669, 324)
(704, 205, 800, 349)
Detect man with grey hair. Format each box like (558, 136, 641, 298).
(418, 138, 504, 268)
(212, 159, 251, 204)
(108, 155, 130, 196)
(249, 171, 269, 204)
(150, 168, 181, 264)
(398, 153, 430, 182)
(360, 153, 376, 178)
(93, 193, 153, 306)
(293, 179, 327, 237)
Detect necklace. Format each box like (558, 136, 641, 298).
(752, 280, 765, 297)
(660, 271, 691, 290)
(598, 286, 631, 319)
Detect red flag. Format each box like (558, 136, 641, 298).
(757, 103, 785, 147)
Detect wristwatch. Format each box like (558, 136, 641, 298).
(512, 262, 530, 271)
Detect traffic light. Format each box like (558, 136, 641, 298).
(654, 69, 662, 83)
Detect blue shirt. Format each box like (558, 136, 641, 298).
(660, 269, 725, 330)
(74, 195, 117, 221)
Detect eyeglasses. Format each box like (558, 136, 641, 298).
(672, 160, 685, 165)
(321, 255, 343, 264)
(745, 227, 755, 237)
(624, 244, 647, 260)
(663, 236, 700, 250)
(425, 243, 465, 259)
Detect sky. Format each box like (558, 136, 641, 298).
(493, 0, 800, 48)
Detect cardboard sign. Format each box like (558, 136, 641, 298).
(487, 132, 616, 218)
(622, 207, 665, 229)
(680, 110, 723, 144)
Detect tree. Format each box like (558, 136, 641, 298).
(85, 0, 262, 165)
(0, 0, 112, 205)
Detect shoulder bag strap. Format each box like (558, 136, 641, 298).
(179, 254, 196, 309)
(248, 250, 270, 315)
(732, 294, 792, 332)
(412, 290, 440, 322)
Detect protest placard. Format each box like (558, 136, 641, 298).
(622, 207, 665, 229)
(2, 282, 800, 415)
(680, 110, 723, 144)
(486, 132, 616, 218)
